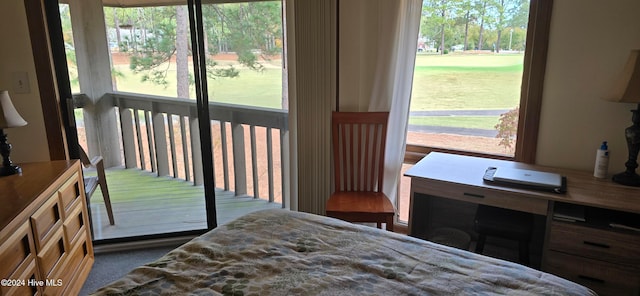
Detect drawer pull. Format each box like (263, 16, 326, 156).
(578, 275, 605, 284)
(583, 241, 610, 249)
(463, 192, 484, 198)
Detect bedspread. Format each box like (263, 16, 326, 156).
(91, 209, 596, 295)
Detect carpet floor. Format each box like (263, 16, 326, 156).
(79, 245, 180, 295)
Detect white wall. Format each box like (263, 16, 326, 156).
(537, 0, 640, 174)
(0, 0, 50, 163)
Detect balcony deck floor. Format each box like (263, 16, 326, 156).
(87, 167, 282, 241)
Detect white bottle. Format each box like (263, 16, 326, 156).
(593, 141, 609, 178)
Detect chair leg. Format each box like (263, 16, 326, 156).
(98, 179, 115, 225)
(376, 222, 382, 229)
(519, 240, 530, 266)
(475, 234, 486, 254)
(385, 216, 394, 232)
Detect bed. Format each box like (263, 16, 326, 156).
(91, 209, 596, 295)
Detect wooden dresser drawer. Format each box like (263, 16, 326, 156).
(0, 258, 40, 296)
(58, 173, 81, 218)
(548, 221, 640, 266)
(63, 201, 88, 247)
(545, 250, 639, 296)
(30, 196, 63, 250)
(45, 235, 90, 296)
(0, 161, 93, 296)
(0, 222, 36, 280)
(36, 227, 67, 279)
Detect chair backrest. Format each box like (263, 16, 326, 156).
(78, 145, 92, 168)
(332, 111, 389, 193)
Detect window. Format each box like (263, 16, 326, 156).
(398, 0, 552, 223)
(104, 2, 285, 110)
(56, 0, 289, 241)
(406, 0, 550, 162)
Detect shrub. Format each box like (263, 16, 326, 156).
(495, 107, 519, 153)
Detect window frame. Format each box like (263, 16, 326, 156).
(404, 0, 553, 164)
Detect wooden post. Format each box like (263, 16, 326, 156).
(153, 109, 169, 176)
(68, 0, 120, 167)
(190, 113, 203, 186)
(231, 123, 247, 196)
(281, 129, 290, 208)
(119, 107, 137, 168)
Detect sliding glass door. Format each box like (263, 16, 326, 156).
(47, 0, 286, 243)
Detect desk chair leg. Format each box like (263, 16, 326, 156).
(98, 178, 115, 225)
(475, 234, 486, 253)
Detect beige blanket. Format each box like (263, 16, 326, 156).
(92, 209, 595, 295)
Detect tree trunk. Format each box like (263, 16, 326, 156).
(176, 6, 189, 99)
(478, 1, 486, 50)
(495, 0, 506, 53)
(114, 9, 121, 46)
(440, 8, 446, 54)
(463, 10, 470, 51)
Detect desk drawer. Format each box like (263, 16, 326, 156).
(416, 180, 548, 215)
(548, 221, 640, 266)
(545, 250, 639, 296)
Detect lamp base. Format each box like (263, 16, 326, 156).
(612, 171, 640, 187)
(0, 164, 21, 176)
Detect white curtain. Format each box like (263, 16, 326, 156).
(287, 0, 337, 214)
(367, 0, 422, 207)
(290, 0, 420, 214)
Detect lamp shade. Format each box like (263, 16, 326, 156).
(0, 90, 27, 128)
(604, 50, 640, 103)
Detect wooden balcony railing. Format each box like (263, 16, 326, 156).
(75, 92, 289, 207)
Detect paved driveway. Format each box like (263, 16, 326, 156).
(407, 109, 510, 137)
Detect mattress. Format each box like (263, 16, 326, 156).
(91, 209, 596, 295)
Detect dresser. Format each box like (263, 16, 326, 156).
(0, 160, 94, 296)
(406, 152, 640, 296)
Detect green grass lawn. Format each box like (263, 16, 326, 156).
(408, 53, 523, 131)
(114, 61, 284, 109)
(106, 53, 524, 130)
(410, 53, 523, 111)
(408, 116, 499, 130)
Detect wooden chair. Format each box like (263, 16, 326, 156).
(79, 146, 115, 225)
(326, 111, 395, 231)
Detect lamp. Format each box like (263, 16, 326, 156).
(604, 50, 640, 187)
(0, 90, 28, 176)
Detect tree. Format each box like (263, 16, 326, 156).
(126, 7, 179, 88)
(119, 3, 283, 98)
(459, 0, 476, 50)
(58, 5, 78, 88)
(493, 0, 525, 52)
(494, 0, 506, 52)
(422, 0, 460, 54)
(176, 6, 189, 99)
(477, 0, 488, 50)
